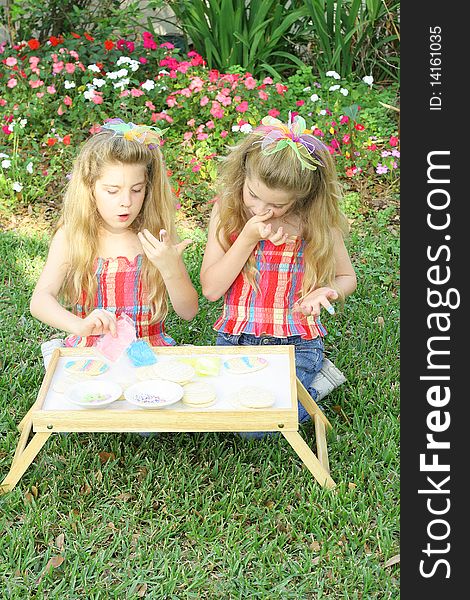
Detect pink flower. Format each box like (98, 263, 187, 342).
(258, 90, 268, 101)
(376, 163, 388, 174)
(263, 77, 273, 85)
(275, 83, 288, 95)
(342, 134, 351, 144)
(6, 57, 17, 67)
(139, 57, 148, 64)
(197, 133, 208, 140)
(91, 92, 103, 104)
(268, 108, 280, 118)
(183, 131, 193, 141)
(210, 107, 224, 119)
(63, 95, 72, 106)
(65, 63, 76, 74)
(206, 120, 215, 129)
(236, 101, 249, 113)
(145, 100, 156, 110)
(389, 136, 399, 147)
(296, 100, 305, 107)
(36, 92, 44, 98)
(220, 130, 228, 138)
(340, 115, 349, 125)
(89, 123, 101, 134)
(187, 118, 195, 127)
(192, 164, 201, 172)
(313, 128, 323, 136)
(143, 31, 157, 50)
(208, 70, 219, 83)
(69, 50, 79, 59)
(244, 76, 257, 90)
(7, 78, 17, 88)
(52, 61, 64, 74)
(29, 79, 43, 88)
(2, 125, 12, 135)
(200, 95, 209, 107)
(166, 96, 177, 107)
(130, 88, 144, 97)
(46, 85, 56, 94)
(119, 90, 130, 97)
(29, 56, 40, 67)
(160, 42, 175, 50)
(180, 87, 192, 98)
(0, 99, 6, 106)
(57, 104, 65, 115)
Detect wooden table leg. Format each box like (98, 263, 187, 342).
(0, 432, 52, 494)
(282, 430, 335, 488)
(296, 378, 331, 430)
(12, 417, 33, 467)
(314, 414, 330, 474)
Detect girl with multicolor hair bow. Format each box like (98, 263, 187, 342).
(31, 119, 198, 350)
(201, 113, 356, 429)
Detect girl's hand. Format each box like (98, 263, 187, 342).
(79, 309, 117, 337)
(242, 210, 290, 246)
(138, 229, 192, 278)
(293, 287, 338, 318)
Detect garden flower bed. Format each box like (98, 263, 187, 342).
(1, 30, 399, 217)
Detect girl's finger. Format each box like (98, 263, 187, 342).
(140, 229, 160, 246)
(159, 229, 171, 245)
(175, 239, 193, 254)
(320, 298, 335, 315)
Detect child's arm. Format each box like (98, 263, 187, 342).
(200, 203, 280, 301)
(295, 228, 357, 317)
(30, 228, 117, 337)
(138, 229, 198, 320)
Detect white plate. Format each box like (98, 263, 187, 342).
(124, 379, 184, 409)
(67, 381, 122, 408)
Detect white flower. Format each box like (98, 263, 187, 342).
(231, 125, 241, 132)
(141, 79, 156, 91)
(240, 123, 253, 134)
(303, 86, 312, 92)
(113, 78, 130, 89)
(64, 80, 76, 89)
(87, 64, 101, 73)
(26, 161, 33, 174)
(107, 71, 119, 80)
(340, 88, 349, 96)
(326, 70, 341, 79)
(117, 56, 131, 66)
(128, 60, 140, 72)
(20, 118, 28, 127)
(0, 152, 9, 158)
(12, 182, 23, 192)
(1, 159, 11, 168)
(92, 78, 106, 88)
(83, 88, 95, 100)
(319, 109, 327, 116)
(328, 84, 340, 91)
(116, 68, 128, 78)
(310, 93, 320, 102)
(158, 70, 170, 76)
(362, 75, 374, 87)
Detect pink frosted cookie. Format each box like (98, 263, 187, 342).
(64, 359, 109, 376)
(223, 356, 268, 374)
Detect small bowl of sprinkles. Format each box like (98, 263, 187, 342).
(124, 380, 184, 409)
(67, 381, 122, 408)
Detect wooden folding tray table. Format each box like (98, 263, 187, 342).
(1, 346, 335, 493)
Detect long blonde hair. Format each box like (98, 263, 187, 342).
(216, 134, 349, 299)
(57, 129, 176, 322)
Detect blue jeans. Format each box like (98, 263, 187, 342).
(216, 332, 324, 435)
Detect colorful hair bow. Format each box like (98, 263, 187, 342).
(253, 113, 327, 171)
(99, 118, 166, 149)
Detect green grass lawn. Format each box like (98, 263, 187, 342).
(0, 204, 399, 598)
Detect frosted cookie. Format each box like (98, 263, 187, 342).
(52, 375, 83, 393)
(64, 359, 109, 376)
(223, 356, 268, 374)
(182, 381, 217, 407)
(151, 361, 195, 384)
(135, 365, 159, 381)
(231, 386, 275, 409)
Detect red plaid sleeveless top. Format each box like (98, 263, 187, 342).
(64, 255, 175, 348)
(214, 238, 320, 339)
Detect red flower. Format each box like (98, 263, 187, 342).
(268, 108, 280, 118)
(62, 135, 71, 145)
(49, 36, 61, 46)
(70, 32, 81, 39)
(296, 100, 305, 107)
(104, 40, 114, 51)
(27, 39, 40, 50)
(47, 137, 57, 146)
(84, 32, 95, 42)
(354, 123, 365, 131)
(389, 136, 399, 147)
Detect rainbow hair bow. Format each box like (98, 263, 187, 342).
(253, 113, 327, 171)
(99, 118, 166, 149)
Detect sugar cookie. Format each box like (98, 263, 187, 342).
(151, 361, 195, 384)
(182, 381, 217, 407)
(223, 356, 268, 374)
(231, 386, 275, 409)
(64, 359, 109, 376)
(52, 375, 82, 393)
